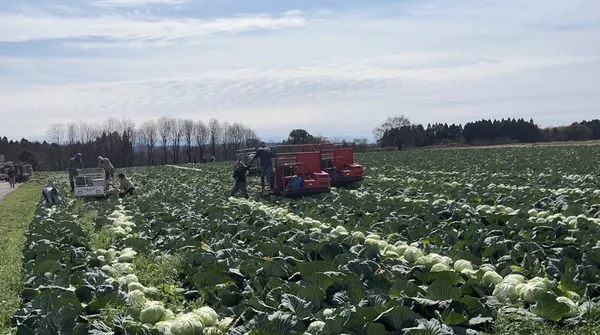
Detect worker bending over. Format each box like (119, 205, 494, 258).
(68, 153, 84, 192)
(251, 142, 275, 192)
(42, 186, 60, 206)
(231, 160, 250, 198)
(97, 156, 115, 186)
(118, 173, 136, 198)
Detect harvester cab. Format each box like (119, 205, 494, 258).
(74, 168, 108, 198)
(272, 144, 330, 197)
(319, 143, 364, 187)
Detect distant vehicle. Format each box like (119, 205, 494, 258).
(0, 160, 14, 182)
(16, 163, 33, 183)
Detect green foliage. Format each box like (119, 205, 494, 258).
(10, 145, 600, 334)
(0, 183, 41, 333)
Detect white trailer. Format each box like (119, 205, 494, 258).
(74, 168, 107, 198)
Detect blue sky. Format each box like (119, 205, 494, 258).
(1, 0, 600, 142)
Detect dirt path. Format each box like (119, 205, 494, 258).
(0, 182, 19, 203)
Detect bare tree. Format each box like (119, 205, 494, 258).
(157, 116, 174, 164)
(372, 115, 411, 142)
(46, 123, 65, 169)
(182, 119, 195, 163)
(37, 117, 257, 169)
(228, 122, 245, 152)
(208, 118, 221, 158)
(171, 118, 184, 164)
(221, 122, 233, 160)
(243, 128, 261, 148)
(194, 120, 209, 162)
(76, 121, 87, 144)
(66, 123, 77, 157)
(140, 120, 158, 165)
(103, 117, 121, 135)
(82, 121, 99, 144)
(122, 118, 136, 151)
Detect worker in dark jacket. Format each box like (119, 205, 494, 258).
(68, 153, 84, 192)
(7, 168, 16, 188)
(231, 160, 250, 198)
(251, 142, 274, 192)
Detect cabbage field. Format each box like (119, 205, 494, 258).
(12, 145, 600, 334)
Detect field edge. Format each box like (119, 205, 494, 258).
(0, 182, 42, 333)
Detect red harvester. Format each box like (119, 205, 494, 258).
(318, 143, 364, 187)
(271, 144, 331, 197)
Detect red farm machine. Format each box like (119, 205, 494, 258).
(271, 144, 331, 197)
(318, 143, 364, 187)
(237, 142, 365, 197)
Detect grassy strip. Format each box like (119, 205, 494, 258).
(0, 183, 42, 332)
(491, 308, 600, 335)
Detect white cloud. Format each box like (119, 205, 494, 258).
(0, 11, 306, 43)
(90, 0, 186, 7)
(1, 0, 600, 140)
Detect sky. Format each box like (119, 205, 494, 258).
(1, 0, 600, 142)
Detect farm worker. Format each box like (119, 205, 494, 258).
(117, 173, 136, 198)
(97, 156, 115, 186)
(251, 142, 275, 192)
(231, 160, 250, 198)
(68, 153, 84, 192)
(42, 186, 60, 206)
(7, 168, 16, 188)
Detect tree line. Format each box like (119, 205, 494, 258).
(374, 116, 600, 149)
(3, 115, 600, 171)
(0, 117, 260, 171)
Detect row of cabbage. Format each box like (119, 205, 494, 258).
(13, 171, 233, 334)
(14, 145, 600, 334)
(129, 162, 599, 333)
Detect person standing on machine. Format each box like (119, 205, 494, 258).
(251, 142, 274, 192)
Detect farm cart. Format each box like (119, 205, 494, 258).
(74, 168, 108, 198)
(270, 145, 331, 197)
(318, 143, 364, 187)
